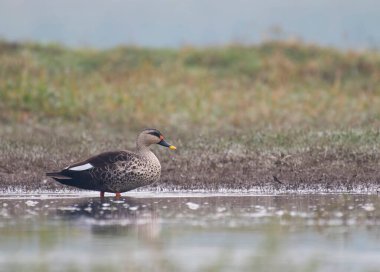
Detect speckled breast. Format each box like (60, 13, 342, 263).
(92, 154, 161, 193)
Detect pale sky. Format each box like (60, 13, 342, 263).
(0, 0, 379, 49)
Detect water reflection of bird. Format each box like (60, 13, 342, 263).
(46, 129, 176, 198)
(56, 197, 160, 238)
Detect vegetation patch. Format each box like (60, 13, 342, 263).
(1, 41, 380, 192)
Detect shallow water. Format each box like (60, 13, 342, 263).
(0, 193, 379, 272)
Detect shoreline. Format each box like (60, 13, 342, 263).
(0, 185, 379, 197)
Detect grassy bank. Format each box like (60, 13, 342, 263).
(1, 40, 380, 130)
(1, 40, 380, 192)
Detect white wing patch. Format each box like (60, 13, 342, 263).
(69, 163, 94, 171)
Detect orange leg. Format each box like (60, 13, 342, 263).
(115, 192, 121, 199)
(100, 191, 105, 198)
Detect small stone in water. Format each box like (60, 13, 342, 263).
(25, 200, 38, 207)
(216, 207, 226, 213)
(362, 203, 375, 211)
(186, 202, 200, 210)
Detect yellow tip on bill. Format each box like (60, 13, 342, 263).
(169, 145, 177, 150)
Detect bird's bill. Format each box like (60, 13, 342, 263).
(158, 139, 176, 150)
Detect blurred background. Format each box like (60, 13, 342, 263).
(1, 0, 380, 49)
(1, 1, 380, 186)
(1, 0, 380, 132)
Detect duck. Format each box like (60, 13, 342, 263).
(46, 128, 176, 198)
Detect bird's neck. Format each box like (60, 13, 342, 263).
(136, 139, 160, 164)
(136, 141, 154, 156)
(136, 144, 160, 167)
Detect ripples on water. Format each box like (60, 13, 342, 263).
(0, 194, 379, 271)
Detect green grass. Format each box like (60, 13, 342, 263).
(1, 40, 380, 131)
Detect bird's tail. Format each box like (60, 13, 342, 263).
(46, 172, 72, 180)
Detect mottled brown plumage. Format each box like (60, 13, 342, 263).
(46, 129, 176, 196)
